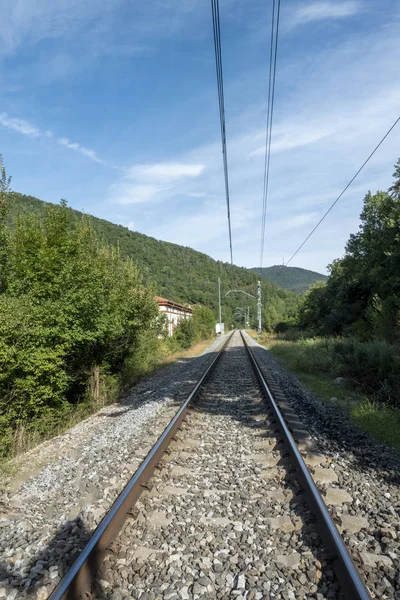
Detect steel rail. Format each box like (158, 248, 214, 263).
(49, 331, 235, 600)
(240, 330, 372, 600)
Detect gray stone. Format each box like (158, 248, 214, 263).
(338, 515, 369, 534)
(275, 554, 301, 568)
(324, 488, 352, 506)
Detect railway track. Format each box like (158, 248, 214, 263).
(49, 330, 371, 600)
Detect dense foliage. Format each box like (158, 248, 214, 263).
(0, 156, 301, 458)
(299, 159, 400, 343)
(283, 159, 400, 409)
(172, 306, 215, 349)
(251, 265, 328, 294)
(7, 193, 301, 331)
(0, 195, 158, 457)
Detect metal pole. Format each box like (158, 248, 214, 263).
(218, 277, 222, 326)
(257, 280, 262, 334)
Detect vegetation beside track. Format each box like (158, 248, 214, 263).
(0, 156, 217, 462)
(251, 159, 400, 453)
(250, 330, 400, 454)
(296, 159, 400, 345)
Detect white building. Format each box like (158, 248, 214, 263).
(156, 296, 192, 337)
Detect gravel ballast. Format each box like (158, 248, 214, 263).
(0, 335, 228, 599)
(244, 332, 400, 600)
(1, 330, 398, 599)
(96, 331, 342, 600)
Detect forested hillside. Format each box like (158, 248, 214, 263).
(251, 265, 328, 294)
(7, 192, 300, 330)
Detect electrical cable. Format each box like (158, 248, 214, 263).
(260, 0, 281, 270)
(211, 0, 233, 264)
(285, 115, 400, 266)
(259, 0, 276, 271)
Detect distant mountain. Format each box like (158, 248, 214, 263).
(250, 265, 328, 294)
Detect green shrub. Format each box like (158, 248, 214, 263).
(293, 339, 339, 375)
(333, 339, 400, 404)
(122, 329, 169, 385)
(0, 199, 158, 458)
(191, 306, 215, 341)
(271, 336, 400, 407)
(173, 318, 196, 349)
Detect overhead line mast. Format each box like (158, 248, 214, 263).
(211, 0, 233, 264)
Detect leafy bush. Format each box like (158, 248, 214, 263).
(0, 196, 158, 457)
(297, 159, 400, 342)
(191, 306, 215, 340)
(173, 318, 196, 349)
(273, 336, 400, 406)
(172, 305, 216, 350)
(122, 329, 169, 385)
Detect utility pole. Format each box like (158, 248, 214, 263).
(218, 277, 222, 325)
(257, 280, 262, 334)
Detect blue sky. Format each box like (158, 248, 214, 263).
(0, 0, 399, 274)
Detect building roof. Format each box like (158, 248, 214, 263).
(155, 296, 192, 313)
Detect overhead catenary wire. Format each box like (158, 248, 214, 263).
(285, 115, 400, 267)
(260, 0, 281, 270)
(211, 0, 233, 264)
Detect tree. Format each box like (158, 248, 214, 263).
(389, 158, 400, 199)
(0, 200, 158, 456)
(0, 154, 11, 292)
(297, 158, 400, 341)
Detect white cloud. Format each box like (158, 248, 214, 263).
(248, 127, 332, 157)
(277, 213, 320, 232)
(0, 0, 203, 58)
(0, 1, 117, 55)
(58, 137, 101, 162)
(128, 162, 205, 180)
(289, 1, 362, 28)
(109, 161, 205, 206)
(110, 183, 161, 205)
(0, 112, 41, 137)
(0, 111, 117, 168)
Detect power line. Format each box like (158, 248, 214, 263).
(260, 0, 281, 270)
(259, 0, 276, 270)
(285, 115, 400, 267)
(211, 0, 233, 264)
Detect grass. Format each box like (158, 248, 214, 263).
(248, 330, 400, 454)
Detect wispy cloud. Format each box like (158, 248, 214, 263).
(57, 137, 108, 165)
(129, 162, 205, 180)
(0, 111, 117, 168)
(110, 183, 162, 205)
(0, 0, 203, 58)
(288, 1, 362, 28)
(248, 127, 332, 158)
(110, 161, 206, 205)
(0, 112, 41, 137)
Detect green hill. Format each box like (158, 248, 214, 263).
(7, 193, 301, 329)
(250, 265, 328, 294)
